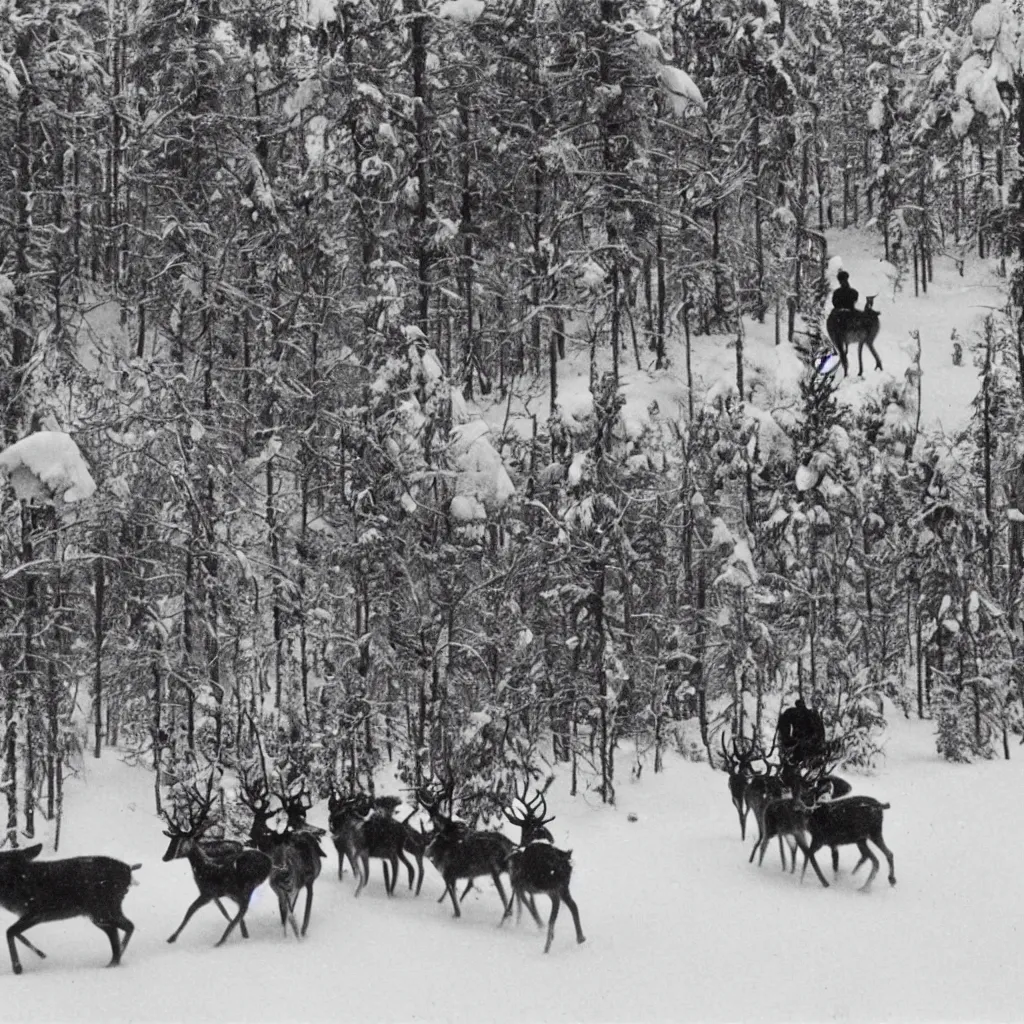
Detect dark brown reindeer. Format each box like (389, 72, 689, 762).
(502, 784, 585, 954)
(238, 770, 324, 936)
(419, 789, 515, 918)
(717, 732, 761, 840)
(162, 776, 272, 947)
(399, 813, 430, 896)
(741, 735, 795, 870)
(0, 844, 139, 975)
(326, 790, 415, 897)
(757, 795, 896, 891)
(827, 295, 882, 377)
(327, 790, 366, 882)
(368, 795, 430, 895)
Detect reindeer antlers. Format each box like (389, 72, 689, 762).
(504, 779, 555, 828)
(164, 767, 223, 834)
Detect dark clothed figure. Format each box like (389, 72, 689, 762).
(831, 271, 859, 311)
(778, 698, 825, 766)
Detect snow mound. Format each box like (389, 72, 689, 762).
(438, 0, 485, 22)
(0, 431, 97, 503)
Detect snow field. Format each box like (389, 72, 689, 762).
(3, 708, 1023, 1023)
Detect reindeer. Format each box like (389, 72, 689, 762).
(326, 790, 415, 897)
(327, 790, 367, 882)
(717, 731, 761, 840)
(759, 745, 851, 875)
(757, 795, 896, 891)
(827, 295, 882, 377)
(238, 769, 324, 936)
(502, 783, 585, 954)
(0, 845, 139, 975)
(419, 789, 515, 918)
(162, 774, 272, 947)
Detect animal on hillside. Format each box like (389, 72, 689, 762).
(0, 845, 139, 975)
(826, 295, 882, 377)
(502, 782, 585, 954)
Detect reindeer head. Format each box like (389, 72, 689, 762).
(161, 771, 222, 860)
(504, 780, 556, 845)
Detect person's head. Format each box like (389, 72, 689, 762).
(795, 697, 806, 709)
(837, 271, 849, 283)
(811, 691, 824, 710)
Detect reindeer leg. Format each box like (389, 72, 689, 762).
(544, 895, 560, 953)
(167, 895, 212, 943)
(856, 839, 880, 891)
(113, 912, 135, 956)
(748, 811, 765, 864)
(399, 850, 415, 890)
(446, 878, 462, 918)
(301, 883, 314, 936)
(225, 897, 250, 939)
(277, 889, 289, 932)
(858, 342, 865, 377)
(733, 797, 746, 840)
(491, 870, 510, 914)
(500, 889, 515, 927)
(354, 856, 368, 897)
(94, 922, 123, 966)
(7, 914, 48, 974)
(13, 933, 46, 959)
(777, 834, 787, 871)
(756, 831, 771, 867)
(831, 846, 840, 876)
(214, 896, 251, 947)
(798, 838, 830, 888)
(285, 894, 301, 939)
(562, 889, 585, 945)
(414, 857, 424, 896)
(871, 834, 896, 886)
(523, 892, 543, 929)
(382, 859, 393, 895)
(214, 897, 245, 937)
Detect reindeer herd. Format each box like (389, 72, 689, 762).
(717, 732, 897, 892)
(0, 772, 585, 975)
(0, 729, 901, 977)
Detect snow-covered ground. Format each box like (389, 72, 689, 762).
(4, 707, 1022, 1023)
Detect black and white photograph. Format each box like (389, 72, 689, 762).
(0, 0, 1021, 1020)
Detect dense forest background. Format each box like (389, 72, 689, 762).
(2, 0, 1024, 848)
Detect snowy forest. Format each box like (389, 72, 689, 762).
(2, 0, 1024, 859)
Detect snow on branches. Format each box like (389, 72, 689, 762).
(953, 1, 1021, 137)
(0, 431, 97, 504)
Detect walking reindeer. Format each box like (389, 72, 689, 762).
(502, 782, 585, 954)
